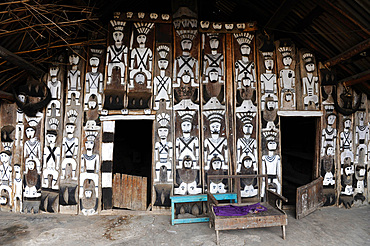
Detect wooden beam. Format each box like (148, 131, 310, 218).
(0, 45, 45, 78)
(0, 90, 15, 102)
(340, 70, 370, 87)
(324, 38, 370, 67)
(264, 0, 301, 29)
(292, 6, 324, 32)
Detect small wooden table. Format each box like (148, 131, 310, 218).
(170, 193, 238, 225)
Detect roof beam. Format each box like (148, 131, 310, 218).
(0, 90, 15, 102)
(339, 69, 370, 87)
(0, 45, 45, 78)
(264, 0, 301, 30)
(324, 38, 370, 67)
(292, 6, 324, 32)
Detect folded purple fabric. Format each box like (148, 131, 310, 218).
(213, 203, 267, 216)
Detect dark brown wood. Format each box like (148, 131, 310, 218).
(264, 0, 301, 30)
(0, 90, 15, 102)
(324, 39, 370, 68)
(296, 177, 324, 219)
(113, 174, 147, 210)
(343, 73, 370, 87)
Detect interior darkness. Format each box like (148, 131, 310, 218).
(281, 117, 316, 205)
(113, 120, 153, 207)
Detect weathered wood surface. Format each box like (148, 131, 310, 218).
(296, 177, 324, 219)
(113, 174, 147, 210)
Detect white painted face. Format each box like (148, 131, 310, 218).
(69, 54, 80, 65)
(25, 128, 35, 139)
(326, 146, 334, 156)
(18, 94, 26, 103)
(88, 97, 97, 109)
(26, 160, 35, 171)
(344, 166, 352, 176)
(49, 66, 59, 77)
(242, 124, 253, 135)
(240, 44, 251, 56)
(264, 59, 273, 70)
(266, 100, 276, 110)
(209, 38, 219, 50)
(267, 141, 277, 151)
(209, 70, 219, 82)
(85, 190, 93, 198)
(157, 127, 169, 138)
(113, 31, 124, 43)
(327, 115, 336, 125)
(85, 141, 94, 151)
(305, 63, 315, 72)
(358, 112, 364, 123)
(0, 152, 10, 163)
(210, 122, 221, 134)
(282, 56, 292, 66)
(285, 92, 292, 102)
(136, 34, 147, 45)
(66, 124, 76, 134)
(212, 159, 222, 170)
(46, 134, 56, 144)
(14, 165, 21, 179)
(181, 121, 192, 133)
(182, 73, 191, 84)
(158, 59, 169, 70)
(243, 158, 253, 168)
(181, 39, 192, 51)
(89, 57, 100, 67)
(344, 119, 351, 129)
(183, 158, 193, 168)
(134, 73, 146, 84)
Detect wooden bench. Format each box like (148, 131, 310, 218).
(207, 174, 288, 245)
(170, 192, 238, 225)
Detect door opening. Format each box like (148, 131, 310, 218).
(112, 120, 153, 209)
(281, 117, 316, 206)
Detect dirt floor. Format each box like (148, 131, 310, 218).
(0, 205, 369, 246)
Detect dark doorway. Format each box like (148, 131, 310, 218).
(281, 117, 316, 206)
(113, 120, 153, 207)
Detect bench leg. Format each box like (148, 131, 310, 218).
(216, 230, 220, 245)
(171, 201, 175, 225)
(282, 225, 286, 240)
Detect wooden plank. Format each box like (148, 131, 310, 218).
(112, 173, 117, 207)
(123, 174, 130, 209)
(296, 177, 324, 219)
(134, 176, 142, 210)
(142, 177, 147, 210)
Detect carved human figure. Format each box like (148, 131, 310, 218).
(62, 123, 79, 160)
(85, 49, 103, 111)
(236, 113, 257, 169)
(175, 111, 199, 169)
(154, 113, 173, 182)
(278, 42, 296, 108)
(238, 155, 258, 198)
(203, 33, 224, 83)
(47, 64, 62, 116)
(42, 130, 60, 189)
(67, 50, 81, 105)
(322, 145, 336, 186)
(341, 161, 354, 196)
(80, 178, 98, 215)
(262, 95, 278, 130)
(174, 155, 201, 195)
(80, 133, 99, 174)
(23, 159, 41, 198)
(321, 113, 337, 157)
(355, 111, 369, 165)
(0, 151, 12, 186)
(203, 110, 228, 170)
(302, 52, 319, 109)
(173, 30, 199, 110)
(340, 118, 354, 166)
(207, 157, 227, 194)
(129, 22, 154, 89)
(15, 94, 26, 147)
(260, 42, 277, 112)
(153, 45, 171, 110)
(261, 130, 281, 197)
(13, 164, 23, 212)
(107, 20, 127, 85)
(24, 126, 41, 161)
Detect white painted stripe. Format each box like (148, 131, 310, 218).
(100, 115, 155, 121)
(277, 110, 323, 117)
(103, 121, 115, 133)
(102, 142, 114, 161)
(102, 172, 112, 188)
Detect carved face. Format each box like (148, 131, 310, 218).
(85, 190, 93, 198)
(25, 127, 35, 139)
(134, 73, 146, 84)
(210, 122, 221, 134)
(266, 100, 276, 111)
(344, 165, 353, 176)
(209, 38, 219, 50)
(327, 114, 336, 125)
(26, 160, 35, 171)
(69, 54, 80, 66)
(46, 133, 57, 144)
(242, 124, 253, 135)
(181, 39, 192, 51)
(267, 141, 277, 151)
(285, 92, 292, 102)
(157, 127, 169, 139)
(183, 157, 193, 169)
(0, 152, 10, 164)
(240, 44, 251, 56)
(66, 124, 76, 134)
(85, 140, 95, 151)
(326, 146, 334, 156)
(282, 56, 292, 66)
(182, 73, 191, 84)
(264, 59, 273, 70)
(18, 94, 26, 103)
(181, 121, 192, 133)
(88, 95, 97, 109)
(305, 63, 315, 72)
(136, 34, 147, 45)
(344, 119, 351, 129)
(211, 158, 222, 170)
(89, 57, 100, 67)
(113, 31, 124, 43)
(243, 157, 253, 168)
(14, 165, 21, 179)
(209, 70, 219, 82)
(158, 59, 169, 70)
(358, 112, 365, 124)
(49, 66, 59, 77)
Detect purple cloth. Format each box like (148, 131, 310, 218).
(213, 203, 267, 216)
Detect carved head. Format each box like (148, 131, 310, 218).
(157, 127, 169, 139)
(89, 56, 100, 68)
(26, 159, 36, 171)
(46, 130, 57, 144)
(183, 155, 193, 169)
(242, 123, 253, 135)
(69, 53, 80, 66)
(209, 68, 219, 83)
(158, 59, 169, 70)
(0, 151, 10, 164)
(282, 56, 292, 66)
(242, 156, 253, 168)
(137, 34, 147, 45)
(85, 140, 95, 151)
(209, 38, 219, 50)
(65, 123, 76, 135)
(264, 58, 273, 71)
(25, 126, 36, 139)
(267, 140, 277, 151)
(180, 39, 193, 52)
(210, 121, 221, 134)
(14, 164, 21, 179)
(113, 30, 124, 44)
(211, 156, 222, 170)
(181, 121, 192, 133)
(240, 44, 251, 56)
(327, 114, 337, 126)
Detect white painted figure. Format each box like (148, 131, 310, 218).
(0, 151, 12, 186)
(153, 45, 172, 110)
(15, 94, 26, 147)
(203, 33, 224, 83)
(129, 22, 154, 89)
(340, 118, 354, 166)
(154, 113, 173, 182)
(260, 47, 278, 111)
(174, 155, 202, 195)
(238, 155, 258, 197)
(236, 112, 257, 170)
(62, 123, 79, 160)
(107, 20, 127, 85)
(24, 126, 41, 161)
(47, 64, 62, 116)
(302, 52, 319, 109)
(85, 49, 103, 111)
(278, 43, 296, 108)
(67, 51, 81, 106)
(355, 111, 368, 165)
(13, 164, 23, 212)
(23, 158, 41, 198)
(234, 33, 255, 90)
(322, 145, 336, 186)
(321, 113, 337, 157)
(42, 130, 60, 189)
